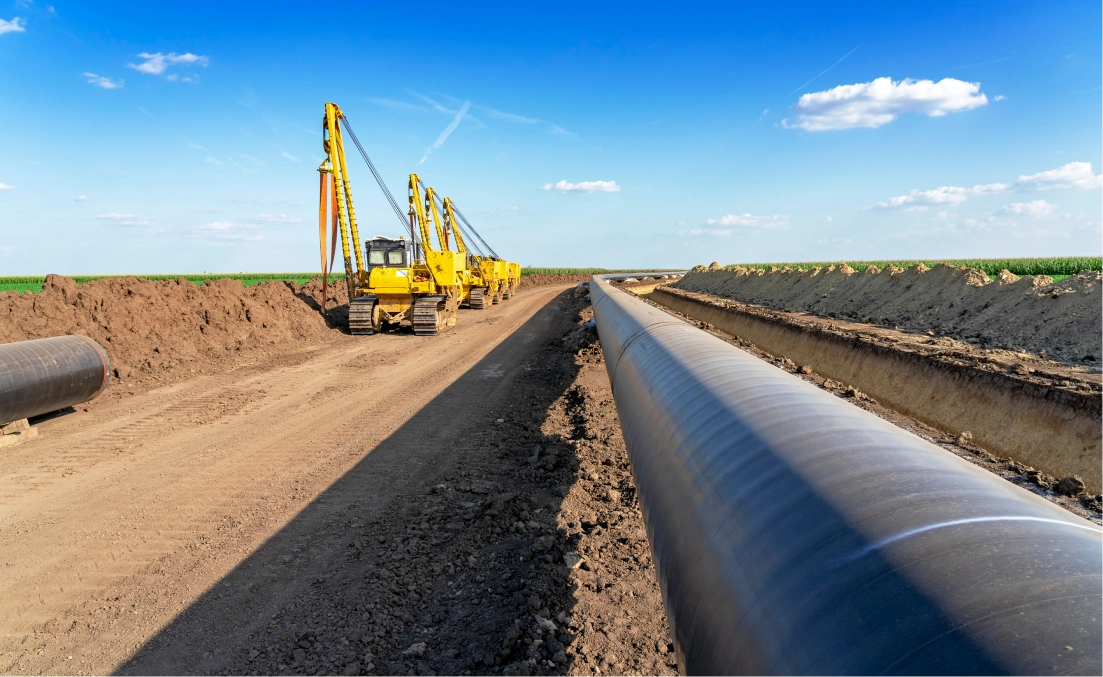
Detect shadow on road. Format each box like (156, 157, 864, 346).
(118, 288, 589, 676)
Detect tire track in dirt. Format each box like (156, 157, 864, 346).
(0, 286, 564, 675)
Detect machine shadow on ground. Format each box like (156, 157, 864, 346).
(118, 289, 589, 676)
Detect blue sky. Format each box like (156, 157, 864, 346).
(0, 1, 1100, 274)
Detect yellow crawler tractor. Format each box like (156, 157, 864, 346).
(438, 195, 521, 305)
(317, 102, 466, 335)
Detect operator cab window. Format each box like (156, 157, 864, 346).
(368, 250, 386, 266)
(386, 250, 404, 266)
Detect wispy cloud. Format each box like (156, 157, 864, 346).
(368, 97, 429, 113)
(128, 52, 209, 76)
(75, 194, 88, 201)
(0, 182, 14, 191)
(188, 141, 207, 150)
(698, 213, 790, 232)
(418, 100, 471, 165)
(952, 56, 1012, 71)
(251, 213, 302, 223)
(82, 72, 123, 89)
(875, 162, 1102, 209)
(784, 77, 988, 131)
(786, 44, 861, 98)
(280, 150, 299, 162)
(0, 17, 25, 35)
(1003, 200, 1058, 219)
(138, 107, 154, 117)
(97, 212, 156, 226)
(541, 180, 620, 194)
(191, 220, 262, 241)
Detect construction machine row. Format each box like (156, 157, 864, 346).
(315, 102, 521, 336)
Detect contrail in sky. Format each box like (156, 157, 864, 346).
(419, 100, 471, 165)
(787, 44, 861, 98)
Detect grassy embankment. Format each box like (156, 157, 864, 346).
(722, 257, 1102, 283)
(0, 268, 681, 294)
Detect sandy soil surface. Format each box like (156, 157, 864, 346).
(0, 285, 672, 676)
(676, 263, 1102, 365)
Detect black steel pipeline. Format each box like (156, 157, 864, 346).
(589, 275, 1102, 675)
(0, 336, 111, 425)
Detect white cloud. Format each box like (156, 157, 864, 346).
(541, 180, 621, 194)
(705, 213, 789, 229)
(0, 17, 25, 35)
(97, 212, 156, 226)
(783, 77, 988, 131)
(1012, 162, 1103, 191)
(418, 100, 471, 165)
(82, 72, 123, 89)
(1003, 200, 1058, 219)
(191, 220, 262, 241)
(251, 213, 302, 223)
(280, 150, 299, 162)
(128, 52, 209, 76)
(0, 183, 14, 190)
(993, 95, 1006, 102)
(876, 162, 1102, 210)
(876, 183, 1004, 209)
(75, 194, 88, 201)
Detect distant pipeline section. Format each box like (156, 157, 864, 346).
(0, 335, 111, 425)
(589, 273, 1102, 675)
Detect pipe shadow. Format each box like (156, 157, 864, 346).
(118, 289, 591, 677)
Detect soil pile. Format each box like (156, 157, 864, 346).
(520, 274, 597, 288)
(676, 263, 1102, 364)
(0, 275, 342, 390)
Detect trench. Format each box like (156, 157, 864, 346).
(634, 284, 1102, 494)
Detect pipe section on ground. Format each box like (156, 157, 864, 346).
(0, 336, 111, 425)
(589, 275, 1102, 676)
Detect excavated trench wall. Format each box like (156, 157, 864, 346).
(675, 263, 1102, 364)
(646, 285, 1102, 493)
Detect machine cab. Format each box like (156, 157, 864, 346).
(365, 237, 408, 269)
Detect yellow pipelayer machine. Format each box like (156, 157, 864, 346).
(316, 101, 519, 335)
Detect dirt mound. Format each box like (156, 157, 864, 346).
(0, 274, 341, 391)
(520, 274, 597, 288)
(676, 264, 1102, 364)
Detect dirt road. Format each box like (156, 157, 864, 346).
(0, 284, 674, 676)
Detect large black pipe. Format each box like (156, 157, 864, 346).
(0, 336, 111, 425)
(590, 275, 1101, 675)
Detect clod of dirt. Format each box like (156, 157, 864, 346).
(676, 264, 1102, 364)
(1055, 476, 1086, 497)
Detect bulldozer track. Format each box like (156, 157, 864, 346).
(412, 296, 446, 336)
(348, 296, 378, 335)
(468, 287, 487, 310)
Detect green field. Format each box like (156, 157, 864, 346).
(0, 268, 682, 294)
(0, 272, 320, 294)
(722, 257, 1101, 282)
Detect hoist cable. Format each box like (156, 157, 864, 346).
(339, 117, 410, 235)
(452, 204, 500, 259)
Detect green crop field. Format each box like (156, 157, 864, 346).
(0, 268, 684, 294)
(721, 257, 1101, 282)
(0, 272, 320, 294)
